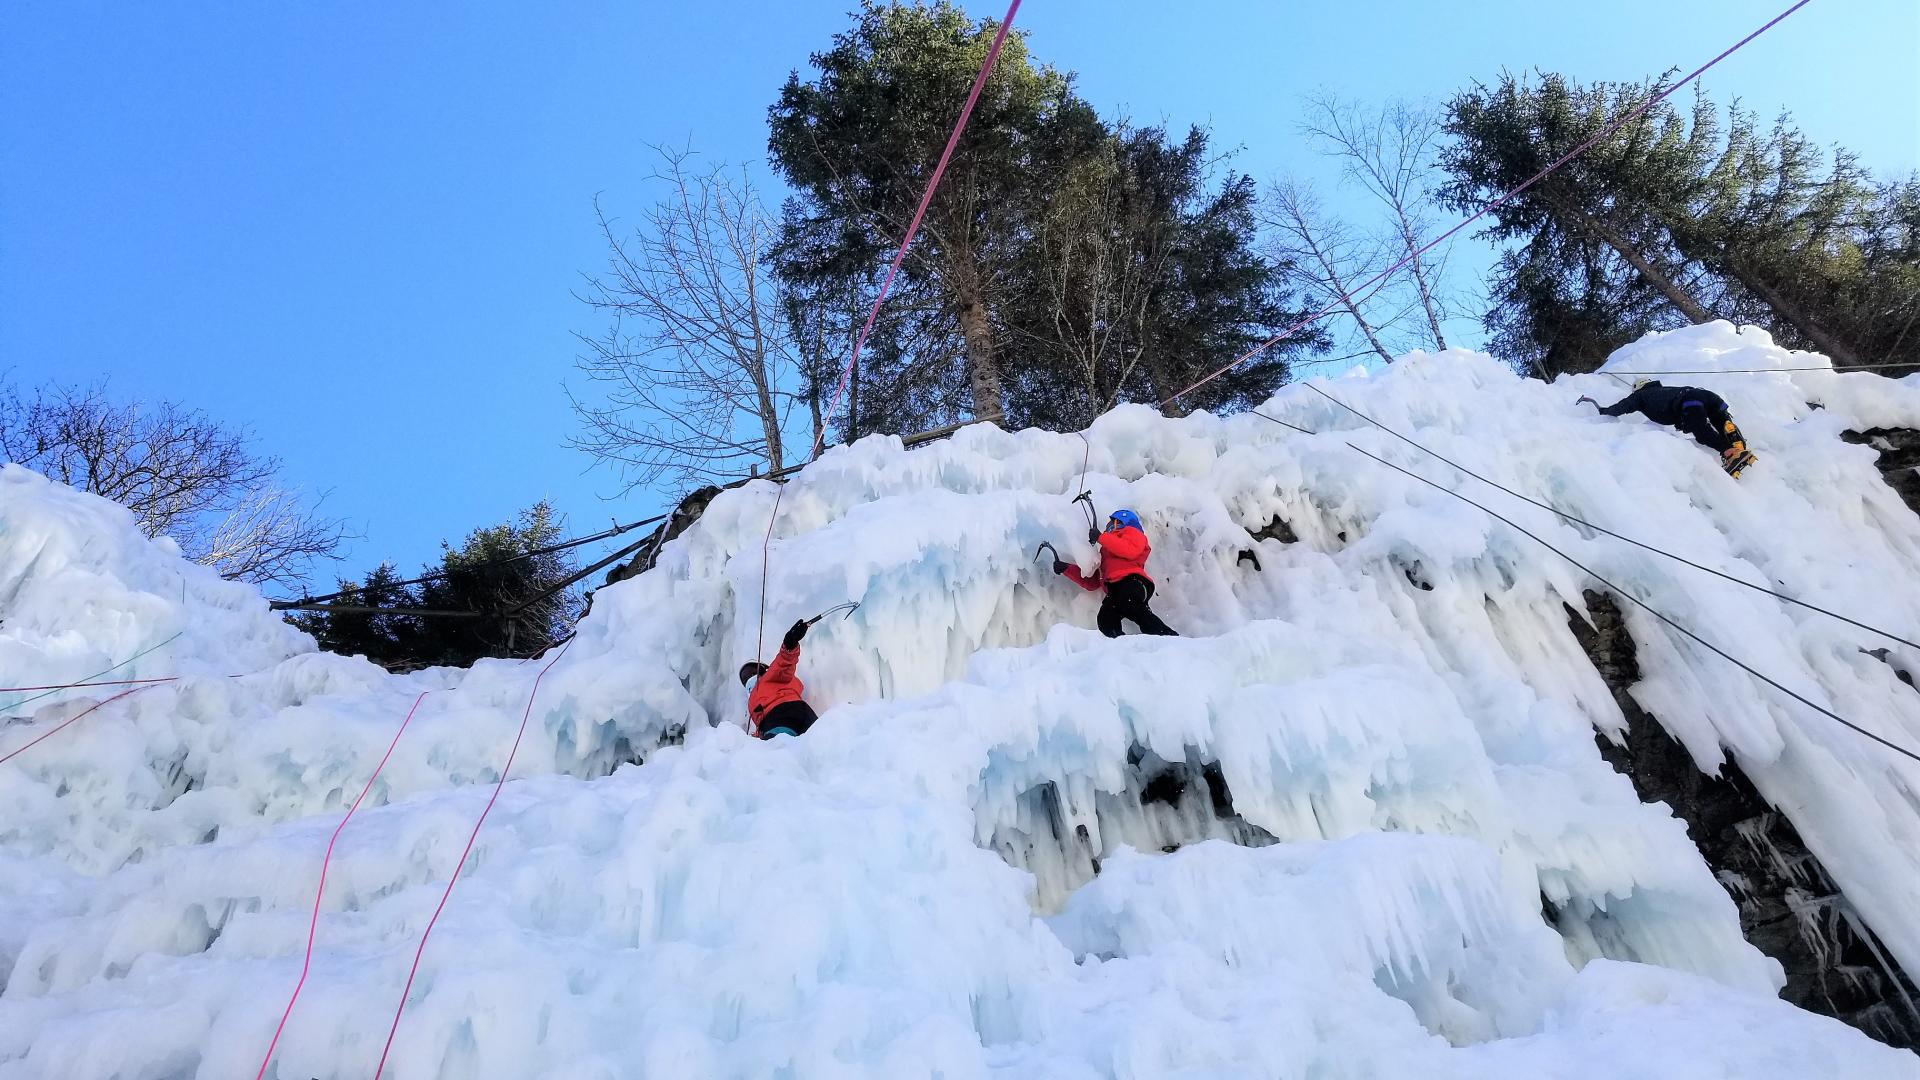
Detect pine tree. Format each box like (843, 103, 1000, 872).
(1003, 125, 1316, 426)
(293, 503, 578, 670)
(768, 0, 1103, 426)
(1442, 72, 1917, 375)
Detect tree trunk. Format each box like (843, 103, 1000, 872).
(952, 262, 1004, 418)
(755, 371, 784, 474)
(1143, 352, 1190, 418)
(1396, 218, 1449, 350)
(1549, 195, 1716, 325)
(808, 380, 824, 460)
(1717, 251, 1864, 366)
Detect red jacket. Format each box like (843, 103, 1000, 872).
(1063, 525, 1152, 592)
(747, 643, 805, 736)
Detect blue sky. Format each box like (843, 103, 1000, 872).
(4, 0, 1915, 587)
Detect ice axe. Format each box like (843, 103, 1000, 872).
(1033, 540, 1061, 566)
(1071, 490, 1099, 531)
(806, 601, 861, 625)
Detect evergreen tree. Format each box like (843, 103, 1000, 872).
(416, 502, 577, 665)
(1442, 72, 1918, 376)
(292, 503, 578, 670)
(1004, 125, 1316, 425)
(768, 0, 1103, 425)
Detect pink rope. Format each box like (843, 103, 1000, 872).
(0, 676, 179, 693)
(1159, 0, 1812, 406)
(373, 644, 570, 1079)
(755, 0, 1022, 660)
(0, 686, 149, 767)
(252, 689, 431, 1080)
(814, 0, 1022, 454)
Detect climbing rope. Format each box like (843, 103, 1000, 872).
(0, 675, 182, 694)
(754, 0, 1021, 661)
(373, 641, 570, 1078)
(1604, 362, 1920, 376)
(254, 689, 431, 1080)
(1, 629, 183, 712)
(266, 512, 669, 611)
(1242, 407, 1920, 766)
(1156, 0, 1812, 408)
(1300, 382, 1920, 652)
(0, 685, 153, 768)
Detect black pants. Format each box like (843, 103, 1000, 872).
(1097, 575, 1178, 638)
(1676, 400, 1742, 454)
(758, 699, 818, 739)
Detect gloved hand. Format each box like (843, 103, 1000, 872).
(1052, 559, 1069, 574)
(1088, 527, 1101, 544)
(782, 619, 809, 650)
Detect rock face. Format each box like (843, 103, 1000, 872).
(1842, 428, 1920, 518)
(603, 484, 724, 588)
(1570, 589, 1920, 1049)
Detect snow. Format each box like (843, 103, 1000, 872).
(4, 321, 1920, 1078)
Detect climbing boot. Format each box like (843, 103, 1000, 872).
(1721, 445, 1757, 478)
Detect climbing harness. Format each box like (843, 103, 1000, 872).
(1155, 0, 1810, 408)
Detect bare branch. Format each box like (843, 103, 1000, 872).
(568, 147, 805, 495)
(1301, 92, 1456, 350)
(0, 376, 346, 587)
(1260, 178, 1399, 364)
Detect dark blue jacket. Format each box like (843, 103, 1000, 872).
(1599, 381, 1725, 425)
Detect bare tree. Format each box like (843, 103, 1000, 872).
(1301, 93, 1456, 350)
(0, 378, 346, 588)
(1015, 131, 1174, 418)
(569, 147, 804, 493)
(1261, 178, 1401, 365)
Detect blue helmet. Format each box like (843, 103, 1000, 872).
(1108, 509, 1142, 531)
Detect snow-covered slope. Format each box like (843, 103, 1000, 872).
(4, 322, 1920, 1078)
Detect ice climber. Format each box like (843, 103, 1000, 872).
(1053, 509, 1180, 638)
(1578, 380, 1758, 477)
(740, 618, 818, 738)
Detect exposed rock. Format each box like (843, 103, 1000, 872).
(1569, 589, 1920, 1049)
(1841, 427, 1920, 518)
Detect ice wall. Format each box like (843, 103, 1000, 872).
(4, 322, 1920, 1078)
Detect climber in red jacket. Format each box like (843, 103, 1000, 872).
(739, 619, 818, 738)
(1053, 509, 1179, 638)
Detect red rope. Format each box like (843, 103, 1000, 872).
(754, 0, 1022, 660)
(372, 643, 570, 1079)
(253, 689, 431, 1080)
(1157, 0, 1812, 407)
(0, 676, 180, 693)
(0, 686, 150, 767)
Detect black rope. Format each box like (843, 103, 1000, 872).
(268, 512, 670, 609)
(1246, 406, 1920, 765)
(1341, 438, 1920, 766)
(500, 534, 653, 619)
(1603, 362, 1920, 375)
(1299, 382, 1920, 653)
